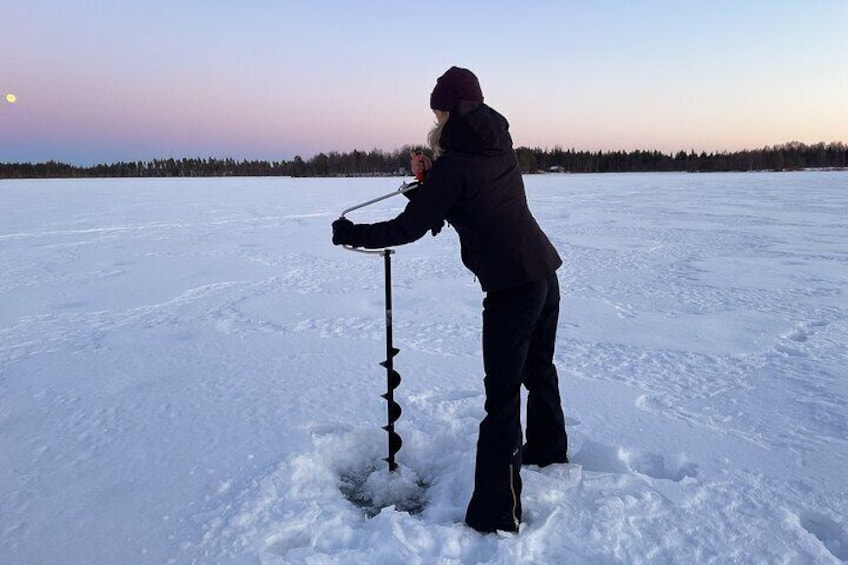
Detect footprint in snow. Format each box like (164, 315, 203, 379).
(565, 416, 582, 427)
(574, 438, 698, 482)
(602, 299, 636, 319)
(799, 511, 848, 562)
(784, 327, 809, 343)
(619, 449, 699, 482)
(775, 320, 830, 354)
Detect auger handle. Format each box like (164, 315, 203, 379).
(339, 180, 420, 219)
(339, 180, 421, 254)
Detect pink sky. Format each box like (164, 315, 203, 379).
(3, 1, 846, 165)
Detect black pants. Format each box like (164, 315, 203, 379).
(465, 271, 568, 532)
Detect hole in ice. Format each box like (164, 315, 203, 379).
(338, 462, 429, 518)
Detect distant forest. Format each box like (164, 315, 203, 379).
(1, 141, 845, 179)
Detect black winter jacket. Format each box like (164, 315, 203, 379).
(348, 104, 562, 292)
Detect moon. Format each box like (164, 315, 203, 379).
(5, 94, 15, 104)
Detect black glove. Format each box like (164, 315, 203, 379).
(332, 217, 355, 246)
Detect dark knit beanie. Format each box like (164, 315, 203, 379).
(430, 66, 484, 111)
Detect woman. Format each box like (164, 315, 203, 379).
(332, 66, 568, 534)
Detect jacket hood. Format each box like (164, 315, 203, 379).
(440, 103, 513, 156)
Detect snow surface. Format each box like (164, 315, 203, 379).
(1, 172, 847, 564)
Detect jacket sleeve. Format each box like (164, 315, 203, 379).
(350, 158, 460, 249)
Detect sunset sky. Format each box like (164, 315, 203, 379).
(2, 1, 846, 165)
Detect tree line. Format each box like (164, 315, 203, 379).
(1, 141, 845, 179)
(0, 147, 422, 179)
(515, 141, 847, 174)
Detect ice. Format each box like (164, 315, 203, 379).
(1, 172, 846, 563)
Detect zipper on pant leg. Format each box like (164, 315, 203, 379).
(509, 463, 519, 530)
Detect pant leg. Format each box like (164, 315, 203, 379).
(522, 273, 569, 463)
(465, 278, 549, 532)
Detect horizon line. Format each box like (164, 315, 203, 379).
(3, 139, 846, 168)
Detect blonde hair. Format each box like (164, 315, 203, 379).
(428, 111, 449, 158)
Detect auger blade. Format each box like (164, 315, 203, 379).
(379, 348, 401, 368)
(381, 397, 402, 422)
(383, 428, 403, 453)
(387, 369, 401, 390)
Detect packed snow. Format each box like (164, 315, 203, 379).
(1, 172, 846, 564)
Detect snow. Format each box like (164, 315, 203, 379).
(1, 172, 846, 564)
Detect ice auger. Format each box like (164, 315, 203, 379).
(338, 180, 420, 471)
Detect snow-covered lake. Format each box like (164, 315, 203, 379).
(1, 172, 846, 564)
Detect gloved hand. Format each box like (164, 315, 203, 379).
(410, 151, 432, 182)
(332, 217, 356, 246)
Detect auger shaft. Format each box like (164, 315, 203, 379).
(380, 249, 402, 471)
